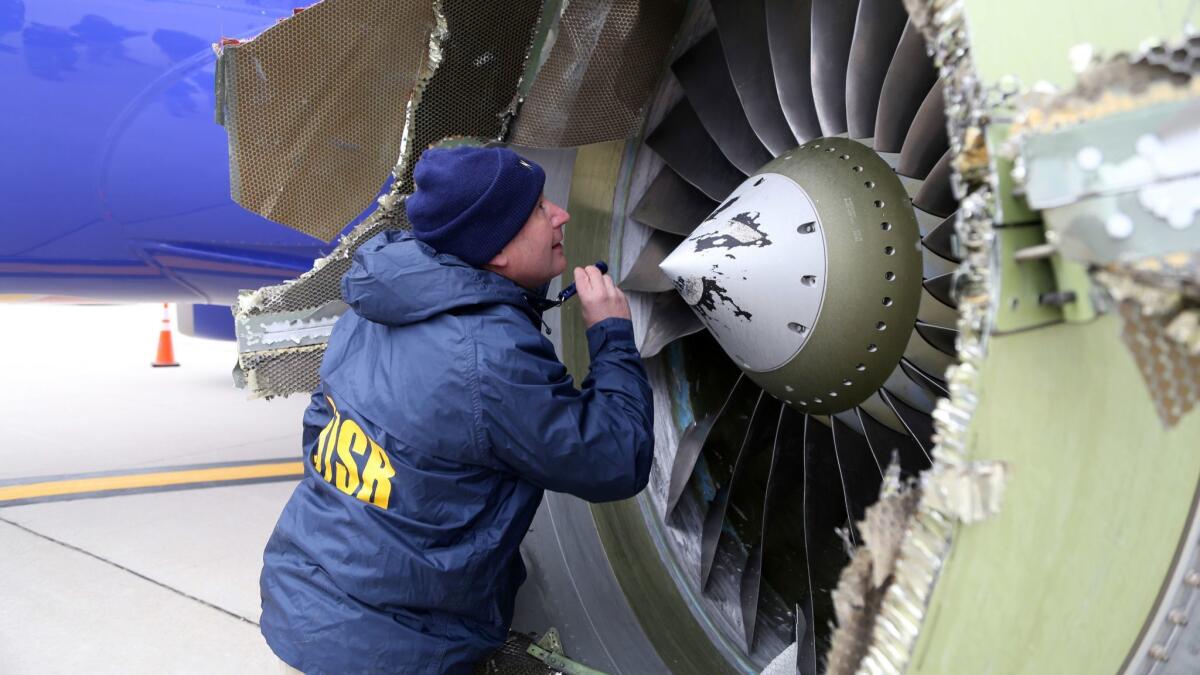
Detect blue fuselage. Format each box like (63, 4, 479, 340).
(1, 0, 373, 305)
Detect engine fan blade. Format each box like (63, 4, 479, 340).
(815, 417, 867, 637)
(873, 20, 937, 153)
(797, 599, 818, 675)
(672, 31, 773, 175)
(664, 373, 752, 517)
(710, 0, 798, 155)
(879, 387, 935, 463)
(798, 415, 853, 657)
(845, 0, 908, 139)
(913, 204, 945, 236)
(902, 326, 955, 382)
(923, 272, 957, 309)
(858, 390, 906, 433)
(640, 291, 705, 358)
(739, 401, 798, 651)
(765, 0, 822, 144)
(899, 358, 949, 397)
(912, 150, 956, 217)
(620, 230, 684, 293)
(741, 542, 768, 652)
(810, 0, 859, 136)
(882, 360, 940, 414)
(831, 415, 886, 526)
(665, 418, 716, 517)
(646, 100, 746, 201)
(914, 319, 957, 356)
(918, 285, 958, 328)
(832, 408, 867, 436)
(922, 237, 960, 279)
(632, 168, 719, 236)
(857, 406, 929, 477)
(852, 408, 887, 477)
(922, 212, 960, 261)
(700, 389, 769, 588)
(896, 79, 948, 179)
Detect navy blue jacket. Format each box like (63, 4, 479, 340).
(259, 232, 654, 674)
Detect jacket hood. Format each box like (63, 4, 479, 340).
(341, 231, 536, 327)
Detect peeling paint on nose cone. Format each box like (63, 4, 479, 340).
(659, 173, 828, 372)
(660, 137, 924, 415)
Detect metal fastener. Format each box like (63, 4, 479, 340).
(1106, 213, 1134, 240)
(1169, 609, 1188, 625)
(1039, 291, 1077, 307)
(1076, 146, 1103, 170)
(1185, 570, 1200, 586)
(1014, 243, 1057, 262)
(1150, 644, 1170, 661)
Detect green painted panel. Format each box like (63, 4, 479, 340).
(963, 0, 1198, 89)
(560, 141, 626, 385)
(562, 141, 738, 675)
(993, 225, 1062, 334)
(1050, 256, 1098, 324)
(909, 315, 1200, 674)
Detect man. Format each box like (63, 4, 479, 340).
(259, 145, 654, 674)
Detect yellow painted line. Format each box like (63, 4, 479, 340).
(0, 462, 305, 503)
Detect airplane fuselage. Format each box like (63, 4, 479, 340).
(0, 0, 370, 306)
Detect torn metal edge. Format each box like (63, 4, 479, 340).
(237, 342, 328, 401)
(214, 41, 244, 205)
(922, 460, 1009, 524)
(233, 0, 549, 398)
(1167, 308, 1200, 354)
(236, 300, 349, 353)
(211, 7, 318, 220)
(394, 0, 450, 187)
(503, 0, 570, 135)
(512, 0, 612, 142)
(232, 196, 407, 398)
(1008, 50, 1198, 141)
(826, 465, 922, 675)
(824, 0, 1010, 672)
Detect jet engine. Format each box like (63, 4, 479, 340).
(219, 1, 1200, 672)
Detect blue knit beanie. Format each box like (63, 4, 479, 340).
(405, 146, 546, 266)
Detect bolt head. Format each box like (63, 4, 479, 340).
(1106, 213, 1134, 240)
(1076, 146, 1103, 171)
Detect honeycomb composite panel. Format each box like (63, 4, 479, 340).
(216, 0, 435, 241)
(223, 0, 685, 398)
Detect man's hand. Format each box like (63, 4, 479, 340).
(574, 265, 631, 328)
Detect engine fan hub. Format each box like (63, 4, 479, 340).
(658, 137, 923, 414)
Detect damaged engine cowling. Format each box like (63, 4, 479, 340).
(221, 0, 1200, 674)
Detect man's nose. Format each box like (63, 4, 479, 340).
(551, 202, 570, 227)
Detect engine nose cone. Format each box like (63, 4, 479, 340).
(660, 138, 924, 415)
(659, 172, 828, 372)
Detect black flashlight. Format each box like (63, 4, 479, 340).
(556, 260, 609, 305)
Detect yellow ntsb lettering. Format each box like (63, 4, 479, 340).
(311, 397, 395, 509)
(333, 419, 365, 496)
(358, 439, 395, 507)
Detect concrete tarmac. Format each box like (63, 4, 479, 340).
(0, 303, 309, 673)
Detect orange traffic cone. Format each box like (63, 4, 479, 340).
(152, 303, 180, 368)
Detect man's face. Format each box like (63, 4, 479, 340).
(487, 194, 570, 290)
